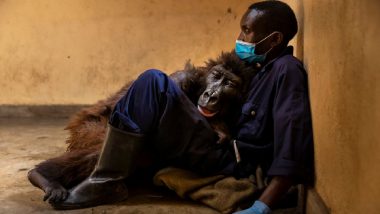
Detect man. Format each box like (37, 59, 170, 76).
(53, 1, 314, 214)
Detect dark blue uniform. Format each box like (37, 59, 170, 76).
(234, 47, 314, 183)
(109, 46, 314, 183)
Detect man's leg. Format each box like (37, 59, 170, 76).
(110, 69, 234, 174)
(53, 69, 234, 209)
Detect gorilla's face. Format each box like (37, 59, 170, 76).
(197, 65, 242, 118)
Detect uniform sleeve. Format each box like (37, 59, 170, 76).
(267, 60, 314, 183)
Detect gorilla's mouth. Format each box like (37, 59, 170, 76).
(197, 105, 219, 118)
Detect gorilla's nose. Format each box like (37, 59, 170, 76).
(208, 95, 218, 104)
(203, 91, 218, 105)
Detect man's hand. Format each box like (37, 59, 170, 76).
(233, 200, 271, 214)
(234, 176, 293, 214)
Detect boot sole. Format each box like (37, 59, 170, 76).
(51, 191, 129, 210)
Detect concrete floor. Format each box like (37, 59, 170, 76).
(0, 118, 218, 214)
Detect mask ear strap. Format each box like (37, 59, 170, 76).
(258, 31, 282, 55)
(255, 31, 281, 45)
(263, 46, 274, 55)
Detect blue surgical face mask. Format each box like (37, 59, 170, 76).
(235, 32, 276, 64)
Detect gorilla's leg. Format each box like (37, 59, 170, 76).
(28, 148, 99, 203)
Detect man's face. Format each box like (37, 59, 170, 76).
(237, 9, 273, 55)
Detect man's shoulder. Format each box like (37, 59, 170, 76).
(272, 54, 306, 77)
(274, 53, 303, 69)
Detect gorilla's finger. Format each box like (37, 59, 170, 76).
(48, 190, 58, 204)
(43, 188, 52, 201)
(56, 190, 65, 202)
(62, 190, 69, 201)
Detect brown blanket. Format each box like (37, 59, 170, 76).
(153, 167, 266, 214)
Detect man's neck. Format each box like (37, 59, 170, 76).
(263, 44, 288, 65)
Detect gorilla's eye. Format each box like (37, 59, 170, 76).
(226, 80, 237, 88)
(212, 71, 222, 79)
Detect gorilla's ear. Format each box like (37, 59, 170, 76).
(184, 59, 195, 71)
(204, 57, 218, 71)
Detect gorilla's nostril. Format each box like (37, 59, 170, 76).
(209, 96, 217, 104)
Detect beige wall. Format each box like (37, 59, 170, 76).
(0, 0, 254, 104)
(283, 0, 380, 213)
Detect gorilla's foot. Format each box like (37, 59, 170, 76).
(27, 168, 69, 203)
(51, 179, 128, 210)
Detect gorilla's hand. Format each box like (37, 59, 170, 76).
(43, 181, 68, 203)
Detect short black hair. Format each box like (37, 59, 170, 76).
(249, 1, 298, 43)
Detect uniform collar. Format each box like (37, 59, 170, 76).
(257, 46, 294, 73)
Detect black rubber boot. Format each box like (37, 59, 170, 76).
(52, 124, 144, 210)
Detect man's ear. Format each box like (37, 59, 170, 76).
(270, 31, 284, 47)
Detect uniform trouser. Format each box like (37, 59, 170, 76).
(109, 69, 235, 176)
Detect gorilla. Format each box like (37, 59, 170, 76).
(28, 51, 259, 203)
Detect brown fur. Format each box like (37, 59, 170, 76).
(35, 148, 100, 188)
(64, 81, 132, 151)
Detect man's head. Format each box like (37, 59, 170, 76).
(236, 1, 298, 63)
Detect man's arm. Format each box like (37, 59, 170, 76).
(258, 176, 293, 208)
(233, 176, 293, 214)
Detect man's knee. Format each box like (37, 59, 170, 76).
(132, 69, 172, 95)
(138, 69, 167, 82)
